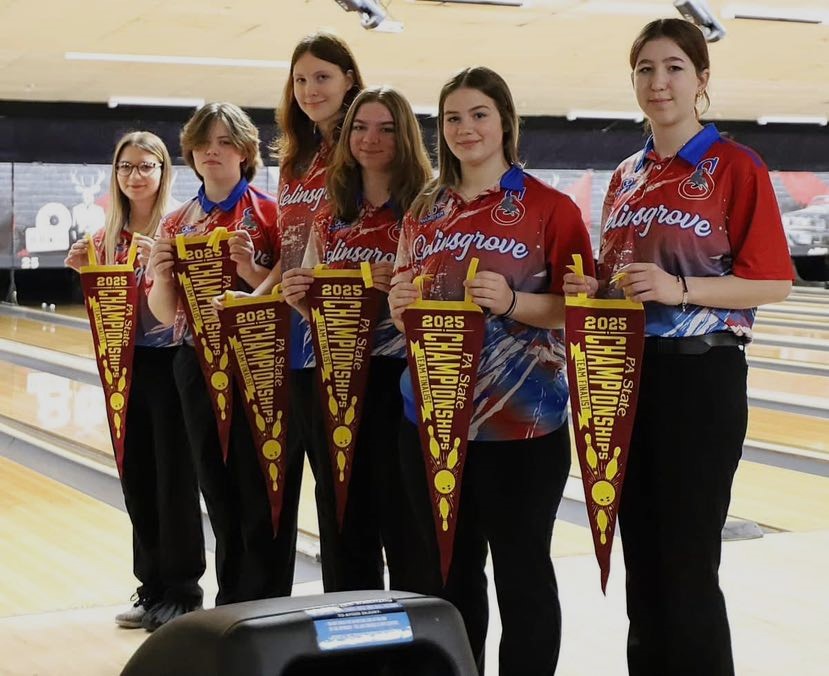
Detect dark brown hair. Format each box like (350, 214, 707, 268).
(411, 66, 520, 220)
(630, 18, 711, 118)
(272, 32, 365, 181)
(327, 86, 433, 223)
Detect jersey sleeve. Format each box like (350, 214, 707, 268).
(545, 194, 595, 294)
(726, 160, 793, 280)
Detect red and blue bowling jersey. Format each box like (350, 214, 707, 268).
(278, 146, 330, 369)
(91, 228, 177, 348)
(599, 124, 791, 338)
(305, 200, 405, 358)
(157, 178, 279, 343)
(395, 165, 594, 442)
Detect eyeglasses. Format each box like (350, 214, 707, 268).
(115, 161, 163, 177)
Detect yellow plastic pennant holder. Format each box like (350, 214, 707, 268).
(79, 235, 140, 274)
(220, 284, 285, 307)
(409, 257, 482, 313)
(565, 254, 642, 310)
(311, 262, 375, 289)
(175, 226, 231, 261)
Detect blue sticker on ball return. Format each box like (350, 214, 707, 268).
(307, 599, 414, 651)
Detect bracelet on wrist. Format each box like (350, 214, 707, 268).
(675, 274, 689, 312)
(499, 288, 517, 318)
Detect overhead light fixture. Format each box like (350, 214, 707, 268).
(108, 96, 205, 109)
(757, 115, 828, 126)
(567, 109, 645, 122)
(673, 0, 727, 42)
(66, 52, 289, 69)
(417, 1, 525, 6)
(721, 4, 827, 24)
(574, 2, 673, 16)
(334, 0, 403, 30)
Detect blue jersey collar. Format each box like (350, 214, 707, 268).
(635, 123, 721, 172)
(359, 193, 396, 211)
(500, 164, 526, 191)
(197, 178, 249, 213)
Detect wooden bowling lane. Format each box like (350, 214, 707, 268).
(729, 459, 829, 532)
(0, 456, 136, 617)
(568, 448, 829, 533)
(757, 310, 829, 326)
(0, 314, 94, 359)
(14, 303, 91, 322)
(748, 343, 829, 369)
(748, 367, 829, 414)
(748, 408, 829, 457)
(753, 323, 829, 343)
(0, 360, 112, 460)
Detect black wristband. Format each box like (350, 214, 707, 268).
(499, 288, 517, 318)
(676, 274, 689, 311)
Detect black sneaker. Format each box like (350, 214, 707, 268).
(141, 600, 202, 632)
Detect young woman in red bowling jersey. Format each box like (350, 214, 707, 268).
(563, 19, 792, 676)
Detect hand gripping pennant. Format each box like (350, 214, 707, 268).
(79, 237, 139, 478)
(565, 254, 645, 592)
(403, 258, 485, 584)
(217, 286, 292, 535)
(308, 262, 382, 529)
(173, 227, 237, 461)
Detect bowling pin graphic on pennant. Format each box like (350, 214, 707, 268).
(173, 227, 237, 460)
(79, 236, 139, 478)
(564, 254, 645, 593)
(308, 262, 382, 529)
(217, 286, 292, 535)
(403, 258, 484, 584)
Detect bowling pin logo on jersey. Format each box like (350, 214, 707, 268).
(679, 158, 719, 200)
(491, 191, 526, 226)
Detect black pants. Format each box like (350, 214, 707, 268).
(399, 420, 571, 676)
(308, 357, 416, 592)
(174, 345, 304, 605)
(620, 344, 747, 676)
(121, 346, 205, 605)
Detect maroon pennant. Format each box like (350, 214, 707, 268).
(218, 289, 291, 535)
(403, 263, 484, 584)
(79, 243, 139, 478)
(308, 264, 382, 529)
(173, 228, 236, 461)
(565, 254, 646, 592)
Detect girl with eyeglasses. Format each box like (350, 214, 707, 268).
(65, 131, 205, 632)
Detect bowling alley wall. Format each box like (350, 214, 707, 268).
(0, 101, 827, 292)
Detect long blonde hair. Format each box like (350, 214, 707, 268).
(410, 66, 520, 221)
(104, 131, 172, 265)
(272, 31, 365, 181)
(327, 87, 432, 222)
